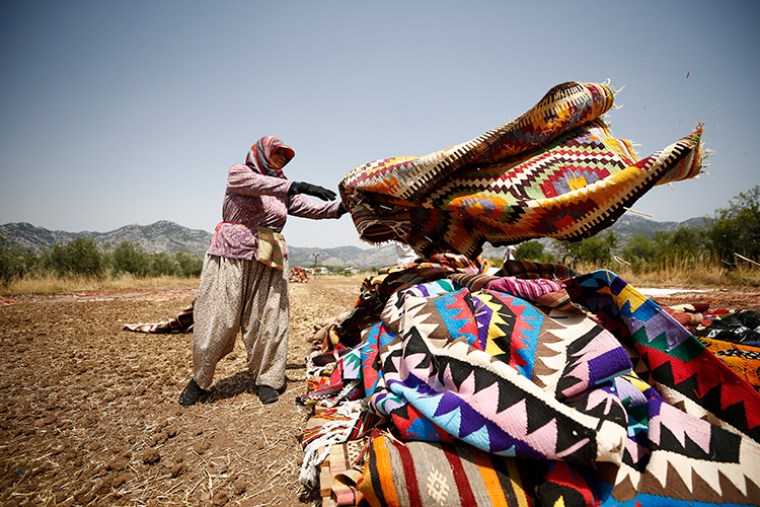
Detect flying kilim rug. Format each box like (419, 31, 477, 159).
(338, 81, 704, 258)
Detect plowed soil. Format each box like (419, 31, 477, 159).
(1, 276, 758, 506)
(0, 275, 362, 506)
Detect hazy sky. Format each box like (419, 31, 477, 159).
(2, 1, 759, 248)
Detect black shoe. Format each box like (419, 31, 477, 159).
(257, 385, 279, 405)
(179, 379, 207, 406)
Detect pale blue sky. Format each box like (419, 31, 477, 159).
(2, 0, 759, 248)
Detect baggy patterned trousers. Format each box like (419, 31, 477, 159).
(192, 254, 289, 391)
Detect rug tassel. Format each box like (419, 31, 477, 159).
(612, 83, 627, 95)
(623, 207, 654, 218)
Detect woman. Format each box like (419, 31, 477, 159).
(179, 136, 345, 406)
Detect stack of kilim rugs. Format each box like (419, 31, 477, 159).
(339, 81, 704, 258)
(300, 81, 759, 505)
(296, 258, 760, 506)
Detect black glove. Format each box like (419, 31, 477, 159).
(337, 202, 348, 217)
(290, 181, 337, 201)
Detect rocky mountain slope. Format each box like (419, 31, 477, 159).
(1, 221, 213, 257)
(1, 214, 712, 269)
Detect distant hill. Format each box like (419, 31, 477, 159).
(1, 215, 712, 269)
(0, 221, 214, 257)
(0, 221, 398, 269)
(606, 214, 713, 243)
(288, 244, 397, 269)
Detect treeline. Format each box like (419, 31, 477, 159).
(0, 238, 203, 286)
(510, 186, 760, 273)
(2, 187, 758, 287)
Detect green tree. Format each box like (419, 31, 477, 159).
(49, 237, 105, 278)
(561, 231, 618, 266)
(174, 252, 203, 277)
(0, 235, 37, 286)
(658, 227, 707, 262)
(709, 185, 760, 263)
(621, 235, 658, 264)
(515, 241, 544, 261)
(620, 234, 659, 272)
(112, 241, 151, 277)
(149, 252, 180, 277)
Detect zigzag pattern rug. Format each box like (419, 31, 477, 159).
(339, 81, 704, 257)
(356, 271, 760, 505)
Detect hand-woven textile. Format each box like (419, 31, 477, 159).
(322, 438, 368, 506)
(339, 81, 704, 258)
(357, 432, 532, 507)
(122, 300, 195, 333)
(357, 272, 760, 505)
(660, 304, 760, 390)
(337, 253, 490, 346)
(499, 259, 577, 280)
(697, 336, 760, 391)
(298, 346, 365, 408)
(299, 401, 377, 490)
(696, 310, 760, 346)
(564, 272, 760, 437)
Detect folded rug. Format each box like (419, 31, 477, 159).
(358, 432, 532, 507)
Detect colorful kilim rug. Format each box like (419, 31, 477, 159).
(696, 310, 760, 346)
(697, 336, 760, 392)
(321, 438, 368, 506)
(337, 253, 490, 346)
(358, 431, 533, 507)
(499, 259, 577, 280)
(339, 81, 704, 258)
(659, 304, 760, 390)
(349, 271, 760, 505)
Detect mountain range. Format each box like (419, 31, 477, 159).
(0, 215, 711, 269)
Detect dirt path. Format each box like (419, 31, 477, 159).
(1, 275, 758, 506)
(0, 275, 363, 506)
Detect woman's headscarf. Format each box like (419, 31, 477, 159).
(245, 136, 295, 178)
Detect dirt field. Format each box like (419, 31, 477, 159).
(1, 275, 758, 506)
(0, 275, 363, 506)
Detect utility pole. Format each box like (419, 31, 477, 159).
(312, 252, 320, 273)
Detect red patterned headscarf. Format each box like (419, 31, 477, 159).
(245, 136, 295, 178)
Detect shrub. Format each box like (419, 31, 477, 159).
(620, 235, 658, 272)
(174, 251, 203, 277)
(48, 237, 105, 278)
(559, 231, 618, 267)
(0, 235, 36, 286)
(112, 241, 151, 277)
(149, 252, 180, 277)
(514, 240, 558, 264)
(709, 185, 760, 264)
